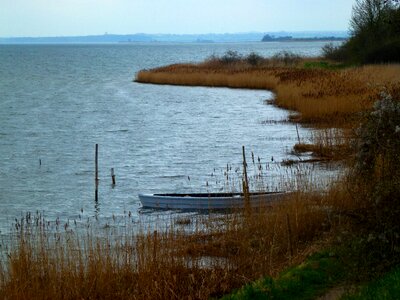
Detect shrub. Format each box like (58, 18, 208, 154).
(271, 51, 301, 66)
(363, 38, 400, 63)
(351, 90, 400, 268)
(322, 43, 349, 61)
(245, 52, 265, 66)
(354, 91, 400, 180)
(220, 50, 242, 64)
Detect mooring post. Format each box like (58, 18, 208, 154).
(95, 144, 99, 182)
(242, 146, 251, 215)
(95, 144, 99, 201)
(111, 168, 116, 186)
(242, 146, 249, 194)
(295, 124, 301, 144)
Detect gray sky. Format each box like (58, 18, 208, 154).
(1, 0, 353, 37)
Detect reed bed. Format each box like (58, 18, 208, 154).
(292, 128, 353, 161)
(0, 171, 355, 299)
(136, 61, 400, 127)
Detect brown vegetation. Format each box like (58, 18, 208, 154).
(136, 61, 400, 126)
(293, 128, 353, 160)
(0, 183, 355, 299)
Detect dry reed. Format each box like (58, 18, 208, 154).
(135, 62, 400, 127)
(0, 176, 356, 299)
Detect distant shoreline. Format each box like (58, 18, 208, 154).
(0, 31, 348, 44)
(262, 37, 347, 42)
(261, 33, 346, 42)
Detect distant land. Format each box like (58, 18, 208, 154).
(0, 31, 348, 44)
(261, 34, 347, 42)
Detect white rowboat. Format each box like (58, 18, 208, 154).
(138, 191, 289, 210)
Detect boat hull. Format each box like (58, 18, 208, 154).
(138, 192, 289, 210)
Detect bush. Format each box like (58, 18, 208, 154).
(220, 50, 242, 64)
(351, 91, 400, 267)
(245, 52, 265, 66)
(364, 38, 400, 63)
(322, 43, 349, 61)
(271, 51, 301, 66)
(354, 91, 400, 180)
(206, 51, 270, 67)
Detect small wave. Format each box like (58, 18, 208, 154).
(158, 175, 187, 179)
(74, 170, 92, 176)
(23, 189, 51, 194)
(106, 129, 129, 133)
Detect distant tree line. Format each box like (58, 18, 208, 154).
(261, 34, 346, 42)
(324, 0, 400, 63)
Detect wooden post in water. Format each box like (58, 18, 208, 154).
(242, 146, 250, 213)
(111, 168, 116, 186)
(95, 144, 99, 201)
(242, 146, 249, 194)
(295, 124, 301, 144)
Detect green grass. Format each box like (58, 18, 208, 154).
(343, 266, 400, 300)
(303, 61, 348, 70)
(221, 251, 345, 300)
(221, 245, 400, 300)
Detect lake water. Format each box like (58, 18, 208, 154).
(0, 42, 339, 233)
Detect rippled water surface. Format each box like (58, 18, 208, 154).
(0, 42, 338, 232)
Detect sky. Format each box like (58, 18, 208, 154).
(0, 0, 354, 37)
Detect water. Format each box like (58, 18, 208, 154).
(0, 42, 339, 233)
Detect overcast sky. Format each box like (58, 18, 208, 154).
(1, 0, 354, 37)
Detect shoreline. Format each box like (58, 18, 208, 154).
(134, 58, 400, 161)
(134, 60, 400, 127)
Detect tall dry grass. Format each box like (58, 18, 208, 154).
(136, 62, 400, 126)
(0, 179, 356, 299)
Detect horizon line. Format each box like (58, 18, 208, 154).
(0, 30, 349, 39)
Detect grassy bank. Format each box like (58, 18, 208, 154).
(222, 251, 346, 300)
(343, 266, 400, 299)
